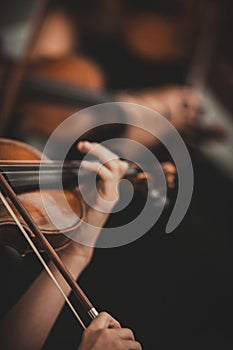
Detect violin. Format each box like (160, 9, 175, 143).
(0, 137, 175, 253)
(0, 137, 176, 328)
(0, 137, 85, 255)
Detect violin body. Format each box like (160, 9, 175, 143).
(20, 56, 105, 138)
(0, 138, 85, 255)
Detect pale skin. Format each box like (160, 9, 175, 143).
(118, 85, 225, 150)
(0, 141, 143, 350)
(78, 312, 142, 350)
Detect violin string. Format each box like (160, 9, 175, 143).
(0, 161, 82, 166)
(0, 191, 86, 330)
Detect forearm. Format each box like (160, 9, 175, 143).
(0, 213, 111, 349)
(0, 141, 127, 350)
(0, 251, 87, 350)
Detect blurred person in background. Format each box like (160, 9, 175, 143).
(5, 0, 218, 155)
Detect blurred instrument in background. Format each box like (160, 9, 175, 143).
(0, 0, 49, 136)
(0, 0, 105, 144)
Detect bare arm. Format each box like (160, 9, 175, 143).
(0, 141, 128, 350)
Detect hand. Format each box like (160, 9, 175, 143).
(119, 85, 202, 132)
(78, 312, 142, 350)
(60, 141, 128, 269)
(119, 85, 226, 142)
(161, 162, 176, 189)
(78, 141, 128, 207)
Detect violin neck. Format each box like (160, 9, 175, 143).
(1, 169, 76, 193)
(0, 162, 140, 193)
(22, 76, 115, 107)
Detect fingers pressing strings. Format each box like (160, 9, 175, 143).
(77, 141, 128, 203)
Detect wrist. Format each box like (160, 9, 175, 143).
(58, 242, 93, 277)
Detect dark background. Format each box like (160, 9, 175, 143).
(1, 1, 233, 349)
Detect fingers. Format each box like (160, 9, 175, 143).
(178, 87, 203, 121)
(181, 87, 203, 111)
(80, 160, 113, 181)
(78, 141, 128, 179)
(84, 312, 142, 350)
(163, 86, 202, 113)
(117, 328, 135, 341)
(87, 314, 135, 339)
(161, 162, 177, 189)
(124, 340, 142, 350)
(159, 86, 204, 135)
(88, 312, 121, 331)
(78, 141, 118, 170)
